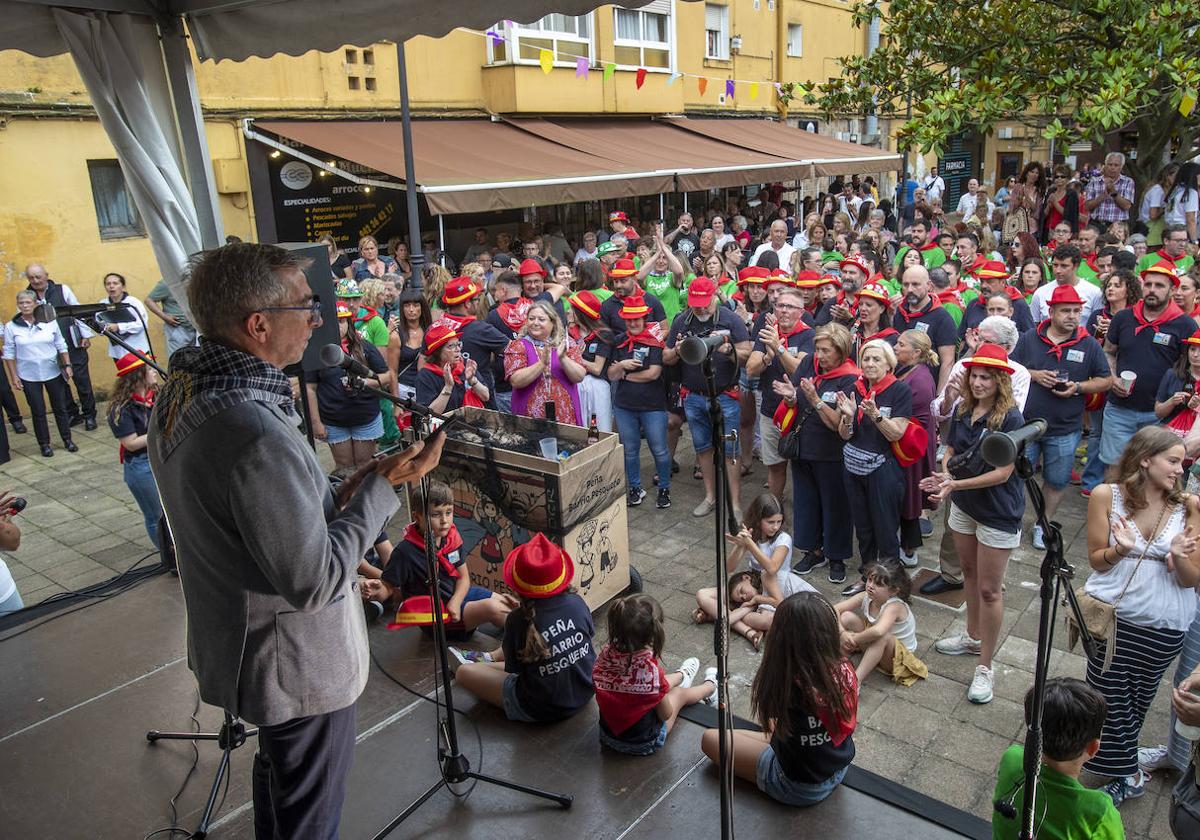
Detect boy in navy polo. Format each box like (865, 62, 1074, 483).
(1012, 285, 1111, 549)
(892, 264, 957, 391)
(1098, 261, 1196, 474)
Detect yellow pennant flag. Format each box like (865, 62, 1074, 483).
(749, 83, 759, 100)
(1182, 87, 1198, 117)
(539, 49, 553, 74)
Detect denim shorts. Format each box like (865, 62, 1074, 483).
(501, 673, 538, 723)
(756, 747, 848, 806)
(1099, 403, 1158, 465)
(683, 392, 740, 457)
(1026, 429, 1082, 490)
(324, 413, 384, 444)
(598, 720, 669, 756)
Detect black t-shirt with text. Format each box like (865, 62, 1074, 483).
(503, 592, 596, 722)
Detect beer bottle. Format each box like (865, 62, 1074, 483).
(587, 413, 600, 445)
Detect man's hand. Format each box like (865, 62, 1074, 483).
(80, 338, 90, 350)
(374, 430, 447, 488)
(164, 314, 181, 327)
(359, 578, 388, 602)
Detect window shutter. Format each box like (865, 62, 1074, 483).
(705, 4, 726, 30)
(638, 0, 673, 15)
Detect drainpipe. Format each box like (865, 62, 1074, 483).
(865, 10, 880, 141)
(775, 5, 787, 119)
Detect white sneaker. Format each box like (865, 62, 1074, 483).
(1138, 744, 1172, 773)
(701, 667, 719, 706)
(1032, 524, 1045, 550)
(677, 657, 701, 689)
(968, 665, 994, 704)
(899, 548, 920, 568)
(934, 632, 982, 656)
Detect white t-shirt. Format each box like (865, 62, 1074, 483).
(748, 531, 793, 573)
(0, 558, 15, 604)
(1139, 184, 1165, 223)
(750, 242, 796, 269)
(1029, 279, 1104, 324)
(924, 176, 946, 202)
(1164, 186, 1199, 226)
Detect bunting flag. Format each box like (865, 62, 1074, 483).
(539, 49, 553, 74)
(698, 76, 708, 95)
(576, 57, 589, 78)
(604, 62, 616, 80)
(749, 83, 759, 100)
(636, 68, 647, 89)
(667, 72, 682, 86)
(725, 79, 735, 99)
(485, 28, 504, 45)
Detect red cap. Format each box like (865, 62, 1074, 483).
(963, 342, 1015, 375)
(1047, 284, 1084, 307)
(619, 295, 652, 320)
(794, 270, 822, 289)
(424, 323, 459, 356)
(570, 290, 602, 320)
(608, 210, 629, 223)
(687, 276, 719, 307)
(503, 533, 575, 599)
(1185, 328, 1200, 347)
(855, 283, 892, 307)
(1141, 259, 1181, 287)
(607, 258, 639, 278)
(975, 259, 1009, 280)
(114, 352, 147, 378)
(839, 254, 871, 276)
(891, 419, 929, 467)
(736, 266, 769, 285)
(518, 258, 547, 278)
(386, 595, 451, 629)
(766, 269, 793, 288)
(441, 276, 481, 306)
(817, 273, 841, 288)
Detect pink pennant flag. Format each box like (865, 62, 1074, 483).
(576, 57, 589, 78)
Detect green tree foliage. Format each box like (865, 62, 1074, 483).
(788, 0, 1200, 188)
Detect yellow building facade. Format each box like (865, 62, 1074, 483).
(0, 0, 932, 392)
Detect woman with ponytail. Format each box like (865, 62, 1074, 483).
(455, 533, 596, 723)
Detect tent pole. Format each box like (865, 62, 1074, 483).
(683, 192, 688, 213)
(659, 193, 665, 221)
(159, 16, 222, 250)
(437, 215, 445, 267)
(396, 40, 425, 290)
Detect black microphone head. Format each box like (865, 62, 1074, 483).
(7, 497, 26, 514)
(981, 430, 1017, 468)
(993, 799, 1016, 820)
(319, 344, 346, 368)
(678, 335, 709, 366)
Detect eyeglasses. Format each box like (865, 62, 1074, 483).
(774, 302, 801, 310)
(260, 296, 323, 324)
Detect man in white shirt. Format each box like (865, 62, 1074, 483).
(750, 220, 796, 269)
(924, 167, 946, 202)
(24, 263, 96, 430)
(955, 178, 995, 222)
(1029, 245, 1104, 323)
(838, 182, 862, 218)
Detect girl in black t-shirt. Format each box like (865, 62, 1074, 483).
(106, 353, 161, 550)
(569, 290, 616, 433)
(609, 298, 671, 510)
(700, 592, 857, 806)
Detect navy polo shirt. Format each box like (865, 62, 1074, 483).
(792, 355, 858, 462)
(755, 326, 816, 418)
(382, 535, 466, 601)
(304, 343, 388, 426)
(948, 407, 1026, 532)
(580, 330, 616, 379)
(814, 296, 853, 328)
(959, 294, 1036, 336)
(1156, 370, 1197, 424)
(454, 318, 510, 394)
(107, 400, 151, 457)
(533, 289, 568, 324)
(611, 341, 666, 411)
(485, 300, 523, 395)
(600, 289, 667, 333)
(847, 378, 912, 456)
(415, 367, 476, 411)
(1012, 326, 1109, 436)
(502, 591, 595, 722)
(1106, 308, 1197, 412)
(667, 307, 751, 394)
(892, 298, 957, 350)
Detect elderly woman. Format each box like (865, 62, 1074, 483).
(895, 330, 940, 566)
(416, 324, 489, 414)
(2, 290, 76, 456)
(350, 235, 397, 280)
(96, 272, 152, 361)
(503, 299, 586, 424)
(834, 338, 913, 596)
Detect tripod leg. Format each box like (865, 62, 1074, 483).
(465, 771, 573, 809)
(191, 745, 232, 839)
(370, 778, 448, 840)
(147, 730, 223, 742)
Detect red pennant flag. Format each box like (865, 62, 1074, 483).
(636, 68, 647, 89)
(698, 76, 708, 95)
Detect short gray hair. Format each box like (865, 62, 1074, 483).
(978, 315, 1019, 351)
(859, 338, 897, 370)
(186, 243, 310, 342)
(1105, 152, 1126, 166)
(15, 290, 36, 303)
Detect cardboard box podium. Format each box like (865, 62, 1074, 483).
(428, 408, 630, 613)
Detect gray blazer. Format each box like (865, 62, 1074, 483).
(149, 398, 398, 726)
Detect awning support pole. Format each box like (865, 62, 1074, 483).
(396, 40, 425, 289)
(683, 192, 688, 213)
(659, 193, 665, 221)
(437, 215, 445, 267)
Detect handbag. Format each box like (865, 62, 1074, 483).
(777, 401, 817, 461)
(1065, 502, 1168, 673)
(1002, 206, 1031, 245)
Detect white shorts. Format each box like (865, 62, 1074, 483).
(947, 503, 1021, 550)
(758, 414, 785, 466)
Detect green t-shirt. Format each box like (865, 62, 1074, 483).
(1077, 263, 1102, 288)
(643, 271, 682, 325)
(922, 246, 948, 269)
(356, 314, 389, 348)
(992, 745, 1124, 840)
(147, 279, 190, 326)
(1137, 251, 1195, 277)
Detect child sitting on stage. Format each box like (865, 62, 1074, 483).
(701, 592, 857, 806)
(455, 533, 596, 723)
(834, 562, 928, 686)
(992, 678, 1123, 839)
(360, 480, 513, 633)
(593, 594, 717, 755)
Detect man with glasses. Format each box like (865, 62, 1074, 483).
(1138, 223, 1195, 277)
(148, 243, 444, 839)
(1085, 152, 1135, 228)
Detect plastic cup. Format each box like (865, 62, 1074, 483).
(1120, 370, 1137, 387)
(539, 437, 559, 460)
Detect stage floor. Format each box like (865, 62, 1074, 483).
(0, 574, 986, 839)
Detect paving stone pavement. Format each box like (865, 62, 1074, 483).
(0, 412, 1181, 838)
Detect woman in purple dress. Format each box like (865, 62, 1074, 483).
(895, 329, 939, 567)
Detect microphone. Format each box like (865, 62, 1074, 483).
(3, 497, 26, 515)
(981, 419, 1047, 468)
(679, 331, 730, 365)
(320, 344, 373, 378)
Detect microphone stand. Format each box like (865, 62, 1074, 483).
(342, 375, 572, 838)
(1002, 454, 1097, 839)
(75, 316, 166, 377)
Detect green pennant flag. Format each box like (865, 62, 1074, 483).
(603, 63, 616, 80)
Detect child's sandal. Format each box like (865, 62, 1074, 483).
(692, 607, 708, 624)
(746, 629, 762, 650)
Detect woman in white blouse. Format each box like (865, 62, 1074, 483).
(97, 273, 151, 360)
(2, 290, 76, 456)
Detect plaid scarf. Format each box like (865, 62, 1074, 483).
(154, 339, 295, 458)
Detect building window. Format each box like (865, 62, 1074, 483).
(87, 160, 144, 240)
(787, 23, 802, 57)
(347, 75, 360, 90)
(486, 14, 593, 66)
(345, 48, 358, 64)
(613, 2, 672, 70)
(705, 4, 729, 60)
(362, 49, 374, 65)
(364, 76, 376, 91)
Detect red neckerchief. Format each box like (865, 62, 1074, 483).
(778, 319, 811, 341)
(117, 390, 155, 464)
(1036, 321, 1088, 361)
(402, 522, 465, 579)
(862, 326, 899, 344)
(421, 361, 484, 407)
(355, 306, 380, 323)
(1132, 300, 1186, 336)
(854, 372, 897, 422)
(897, 296, 939, 322)
(813, 661, 859, 747)
(568, 323, 582, 341)
(1158, 248, 1184, 266)
(497, 297, 532, 332)
(934, 289, 962, 308)
(917, 241, 939, 253)
(812, 359, 861, 390)
(1191, 303, 1200, 319)
(619, 330, 664, 350)
(440, 312, 477, 329)
(831, 290, 859, 317)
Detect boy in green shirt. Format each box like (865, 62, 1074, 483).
(992, 677, 1124, 839)
(637, 228, 687, 325)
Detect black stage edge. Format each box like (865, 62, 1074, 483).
(679, 703, 992, 840)
(0, 558, 166, 634)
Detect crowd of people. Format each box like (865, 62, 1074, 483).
(6, 159, 1200, 835)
